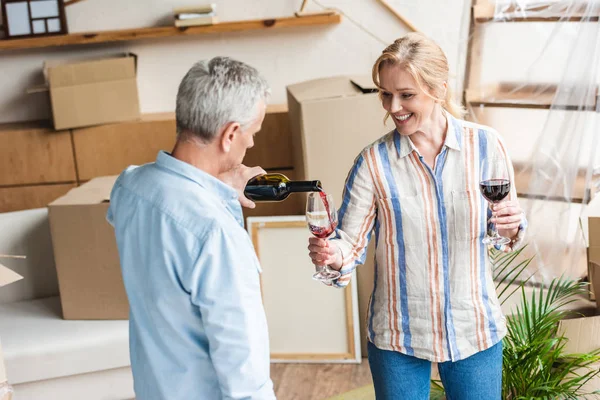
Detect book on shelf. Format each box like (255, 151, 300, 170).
(173, 3, 216, 15)
(174, 14, 218, 27)
(173, 4, 218, 27)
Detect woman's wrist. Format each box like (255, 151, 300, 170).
(328, 243, 344, 271)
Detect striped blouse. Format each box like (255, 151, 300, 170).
(331, 112, 527, 363)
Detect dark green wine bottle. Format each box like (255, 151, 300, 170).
(244, 173, 322, 202)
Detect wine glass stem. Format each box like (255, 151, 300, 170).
(490, 202, 500, 237)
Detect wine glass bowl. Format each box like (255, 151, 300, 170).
(306, 192, 341, 282)
(480, 158, 511, 246)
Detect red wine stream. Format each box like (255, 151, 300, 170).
(308, 191, 337, 238)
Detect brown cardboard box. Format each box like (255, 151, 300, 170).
(244, 104, 294, 170)
(287, 76, 392, 356)
(47, 176, 128, 320)
(72, 113, 176, 181)
(585, 195, 600, 308)
(0, 263, 23, 396)
(0, 121, 76, 186)
(73, 105, 294, 182)
(558, 315, 600, 396)
(0, 184, 76, 213)
(43, 54, 140, 130)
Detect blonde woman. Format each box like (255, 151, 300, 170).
(307, 33, 527, 399)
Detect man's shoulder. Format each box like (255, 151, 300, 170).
(110, 164, 228, 238)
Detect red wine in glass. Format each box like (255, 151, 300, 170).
(480, 159, 511, 246)
(480, 179, 510, 203)
(309, 224, 336, 239)
(306, 191, 341, 282)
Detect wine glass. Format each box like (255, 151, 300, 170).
(306, 192, 341, 283)
(480, 158, 511, 245)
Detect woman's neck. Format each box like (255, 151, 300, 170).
(410, 106, 448, 156)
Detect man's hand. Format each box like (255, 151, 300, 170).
(218, 165, 266, 209)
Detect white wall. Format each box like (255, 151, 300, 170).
(0, 0, 469, 124)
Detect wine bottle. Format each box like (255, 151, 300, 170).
(244, 173, 322, 202)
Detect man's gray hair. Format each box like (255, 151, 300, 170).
(175, 57, 270, 143)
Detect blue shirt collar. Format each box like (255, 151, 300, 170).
(394, 110, 462, 158)
(155, 150, 239, 202)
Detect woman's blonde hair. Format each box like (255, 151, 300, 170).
(372, 32, 465, 119)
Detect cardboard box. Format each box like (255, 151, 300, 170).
(41, 54, 140, 130)
(0, 263, 23, 394)
(0, 184, 76, 213)
(0, 121, 76, 186)
(287, 75, 392, 356)
(47, 176, 128, 320)
(244, 104, 294, 170)
(73, 113, 176, 181)
(558, 315, 600, 396)
(584, 195, 600, 308)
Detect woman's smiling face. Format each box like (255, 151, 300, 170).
(379, 63, 440, 136)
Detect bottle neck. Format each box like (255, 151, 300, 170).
(287, 180, 322, 193)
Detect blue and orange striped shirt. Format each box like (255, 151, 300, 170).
(331, 112, 527, 362)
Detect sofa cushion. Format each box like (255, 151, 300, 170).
(0, 297, 129, 385)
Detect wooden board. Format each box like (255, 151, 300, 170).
(466, 83, 599, 111)
(0, 14, 342, 52)
(0, 184, 76, 213)
(514, 162, 591, 203)
(0, 122, 76, 186)
(474, 1, 600, 22)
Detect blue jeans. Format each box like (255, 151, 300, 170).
(367, 340, 503, 400)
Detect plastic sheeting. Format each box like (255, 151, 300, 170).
(460, 0, 600, 284)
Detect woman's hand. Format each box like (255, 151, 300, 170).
(218, 165, 266, 209)
(491, 200, 523, 241)
(308, 238, 343, 271)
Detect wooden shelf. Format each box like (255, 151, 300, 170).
(514, 162, 591, 203)
(466, 83, 599, 111)
(474, 2, 600, 22)
(0, 13, 342, 52)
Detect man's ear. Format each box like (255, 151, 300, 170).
(219, 121, 241, 153)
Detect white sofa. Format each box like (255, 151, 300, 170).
(0, 209, 133, 400)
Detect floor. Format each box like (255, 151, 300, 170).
(271, 359, 373, 400)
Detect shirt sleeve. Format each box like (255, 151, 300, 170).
(190, 226, 276, 400)
(329, 151, 377, 288)
(492, 132, 528, 253)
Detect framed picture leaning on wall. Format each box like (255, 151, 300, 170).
(247, 215, 361, 363)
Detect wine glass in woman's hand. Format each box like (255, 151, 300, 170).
(480, 158, 511, 246)
(306, 192, 341, 283)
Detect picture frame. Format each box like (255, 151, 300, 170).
(247, 215, 361, 363)
(1, 0, 68, 39)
